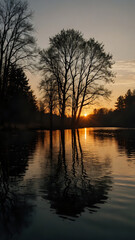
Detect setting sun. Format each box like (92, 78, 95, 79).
(84, 113, 87, 117)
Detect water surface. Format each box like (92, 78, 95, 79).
(0, 128, 135, 240)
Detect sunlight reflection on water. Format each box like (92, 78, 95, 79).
(0, 128, 135, 240)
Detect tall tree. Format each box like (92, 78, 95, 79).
(39, 29, 114, 128)
(40, 75, 57, 129)
(0, 65, 37, 125)
(115, 95, 125, 111)
(124, 89, 133, 109)
(69, 38, 114, 125)
(39, 29, 84, 127)
(0, 0, 36, 100)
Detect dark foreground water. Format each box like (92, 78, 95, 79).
(0, 128, 135, 240)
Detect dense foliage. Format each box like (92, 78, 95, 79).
(0, 65, 38, 126)
(88, 89, 135, 127)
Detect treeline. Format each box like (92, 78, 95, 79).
(0, 0, 134, 129)
(0, 0, 114, 129)
(88, 89, 135, 127)
(0, 65, 39, 127)
(0, 64, 63, 129)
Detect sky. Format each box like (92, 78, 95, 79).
(27, 0, 135, 112)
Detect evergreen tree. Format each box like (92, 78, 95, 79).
(0, 65, 37, 125)
(115, 96, 125, 111)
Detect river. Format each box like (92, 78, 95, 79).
(0, 128, 135, 240)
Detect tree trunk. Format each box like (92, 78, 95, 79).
(50, 104, 53, 130)
(61, 94, 66, 129)
(72, 114, 77, 129)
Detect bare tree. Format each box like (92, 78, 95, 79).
(40, 75, 57, 129)
(39, 29, 84, 127)
(0, 0, 36, 100)
(39, 29, 114, 128)
(69, 38, 114, 126)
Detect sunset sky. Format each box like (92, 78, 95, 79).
(28, 0, 135, 112)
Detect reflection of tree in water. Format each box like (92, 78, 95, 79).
(0, 131, 37, 240)
(41, 130, 112, 219)
(93, 129, 135, 160)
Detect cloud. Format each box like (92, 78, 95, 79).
(113, 60, 135, 85)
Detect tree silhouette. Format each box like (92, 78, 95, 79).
(69, 38, 114, 126)
(39, 29, 114, 128)
(40, 75, 58, 129)
(0, 0, 36, 101)
(39, 30, 84, 127)
(124, 89, 135, 109)
(0, 65, 37, 125)
(115, 96, 125, 111)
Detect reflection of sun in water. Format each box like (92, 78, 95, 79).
(85, 128, 87, 140)
(84, 113, 87, 117)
